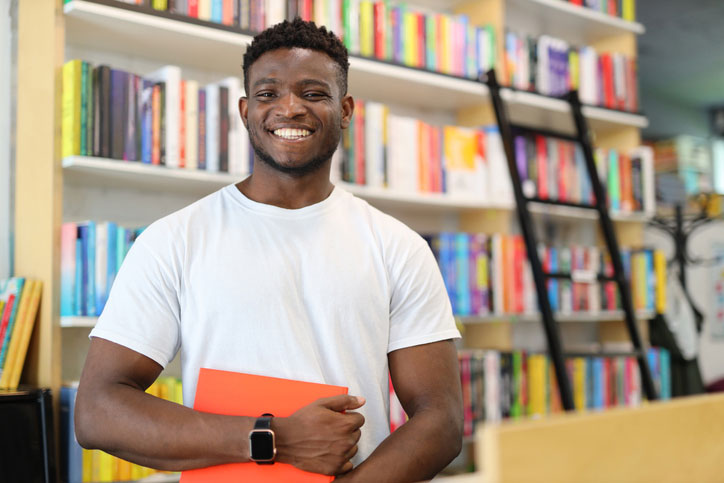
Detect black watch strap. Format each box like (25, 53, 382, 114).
(254, 413, 274, 430)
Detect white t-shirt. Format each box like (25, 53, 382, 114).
(90, 184, 460, 464)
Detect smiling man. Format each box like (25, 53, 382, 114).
(75, 18, 462, 482)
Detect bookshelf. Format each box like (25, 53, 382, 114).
(14, 0, 655, 479)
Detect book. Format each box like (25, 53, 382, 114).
(62, 60, 83, 158)
(0, 280, 42, 389)
(146, 65, 182, 168)
(0, 277, 26, 370)
(180, 368, 347, 482)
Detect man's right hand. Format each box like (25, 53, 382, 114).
(272, 394, 366, 476)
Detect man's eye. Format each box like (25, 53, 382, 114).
(256, 92, 275, 98)
(304, 92, 327, 99)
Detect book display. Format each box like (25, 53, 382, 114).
(13, 0, 670, 481)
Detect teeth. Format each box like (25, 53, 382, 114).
(273, 128, 311, 139)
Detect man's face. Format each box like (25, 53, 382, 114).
(241, 48, 353, 177)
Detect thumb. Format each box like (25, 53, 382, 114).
(317, 394, 366, 412)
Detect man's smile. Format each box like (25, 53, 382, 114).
(271, 127, 314, 141)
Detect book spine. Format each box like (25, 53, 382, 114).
(60, 223, 77, 317)
(205, 83, 220, 172)
(62, 60, 82, 158)
(218, 86, 229, 172)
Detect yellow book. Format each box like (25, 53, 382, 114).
(359, 1, 374, 58)
(98, 451, 113, 482)
(440, 15, 451, 74)
(131, 463, 145, 480)
(116, 457, 133, 482)
(654, 250, 667, 313)
(158, 377, 170, 401)
(527, 354, 547, 418)
(569, 50, 579, 91)
(146, 380, 161, 398)
(622, 0, 636, 22)
(198, 0, 211, 21)
(62, 60, 83, 158)
(403, 10, 416, 67)
(314, 0, 327, 28)
(573, 357, 587, 412)
(174, 377, 184, 405)
(82, 448, 93, 483)
(1, 280, 42, 389)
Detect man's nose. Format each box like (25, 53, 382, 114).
(276, 92, 306, 117)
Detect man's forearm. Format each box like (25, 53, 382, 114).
(75, 382, 254, 471)
(340, 407, 463, 482)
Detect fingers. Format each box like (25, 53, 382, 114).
(338, 461, 354, 475)
(317, 394, 366, 412)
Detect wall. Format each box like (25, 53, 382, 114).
(641, 88, 710, 140)
(0, 0, 14, 279)
(645, 223, 724, 386)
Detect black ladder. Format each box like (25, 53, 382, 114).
(482, 69, 657, 410)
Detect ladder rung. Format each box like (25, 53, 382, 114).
(509, 123, 579, 143)
(526, 197, 598, 210)
(544, 272, 616, 283)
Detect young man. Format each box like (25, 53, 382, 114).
(75, 19, 463, 482)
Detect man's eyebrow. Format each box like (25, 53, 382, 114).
(298, 79, 332, 89)
(252, 77, 280, 88)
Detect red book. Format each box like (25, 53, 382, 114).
(373, 2, 387, 60)
(188, 0, 198, 18)
(0, 294, 16, 350)
(222, 0, 233, 26)
(180, 369, 348, 483)
(557, 140, 568, 202)
(601, 54, 615, 109)
(570, 0, 583, 5)
(416, 13, 425, 69)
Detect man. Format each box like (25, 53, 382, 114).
(75, 18, 463, 482)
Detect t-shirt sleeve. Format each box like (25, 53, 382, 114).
(89, 227, 182, 368)
(387, 235, 460, 353)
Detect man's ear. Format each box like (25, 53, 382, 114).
(340, 94, 355, 129)
(239, 96, 248, 129)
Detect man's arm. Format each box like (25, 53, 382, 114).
(75, 337, 365, 474)
(338, 339, 463, 482)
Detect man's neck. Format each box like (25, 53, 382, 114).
(236, 163, 335, 210)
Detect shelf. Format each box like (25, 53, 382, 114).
(341, 182, 513, 212)
(527, 201, 652, 223)
(61, 316, 98, 328)
(507, 0, 645, 46)
(64, 0, 647, 128)
(459, 310, 656, 324)
(62, 156, 243, 195)
(63, 157, 651, 221)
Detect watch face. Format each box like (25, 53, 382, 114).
(250, 430, 275, 461)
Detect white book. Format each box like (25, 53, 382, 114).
(484, 126, 513, 205)
(536, 35, 550, 96)
(397, 116, 419, 193)
(265, 0, 285, 27)
(484, 351, 501, 422)
(580, 46, 598, 106)
(184, 80, 199, 170)
(364, 102, 385, 188)
(94, 222, 107, 316)
(385, 115, 403, 191)
(205, 83, 220, 172)
(219, 76, 243, 174)
(314, 0, 327, 27)
(631, 145, 656, 216)
(198, 0, 211, 21)
(347, 0, 360, 55)
(146, 65, 181, 168)
(328, 0, 342, 38)
(614, 53, 626, 108)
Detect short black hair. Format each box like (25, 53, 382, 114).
(242, 18, 350, 96)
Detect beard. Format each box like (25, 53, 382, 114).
(248, 124, 340, 178)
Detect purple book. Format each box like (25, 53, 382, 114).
(515, 135, 528, 182)
(124, 73, 139, 161)
(109, 69, 129, 161)
(469, 233, 489, 316)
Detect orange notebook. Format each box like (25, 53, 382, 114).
(179, 368, 348, 483)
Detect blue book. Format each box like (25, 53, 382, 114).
(106, 222, 118, 299)
(438, 233, 457, 314)
(60, 385, 83, 483)
(455, 232, 471, 316)
(592, 357, 604, 410)
(140, 80, 153, 164)
(647, 347, 660, 397)
(391, 6, 403, 64)
(548, 247, 559, 312)
(659, 348, 671, 399)
(211, 0, 222, 23)
(75, 238, 82, 317)
(87, 221, 96, 316)
(585, 357, 595, 410)
(644, 250, 655, 311)
(77, 224, 90, 317)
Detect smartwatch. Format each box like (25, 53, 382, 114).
(249, 413, 276, 464)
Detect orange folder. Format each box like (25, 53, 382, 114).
(180, 368, 348, 482)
